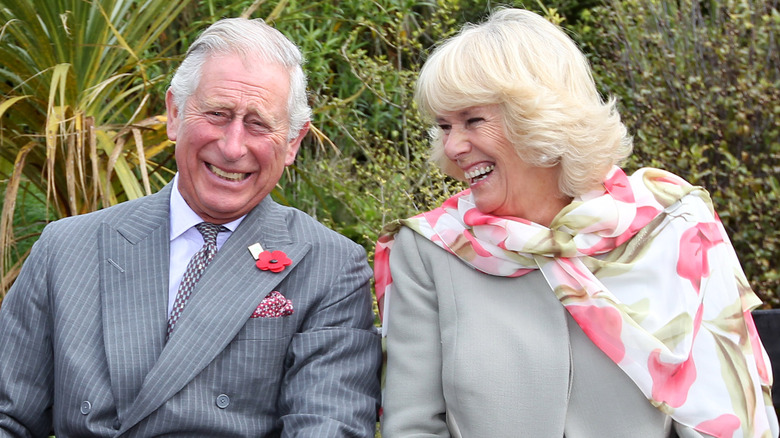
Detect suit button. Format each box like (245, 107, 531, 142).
(113, 419, 121, 430)
(216, 394, 230, 409)
(80, 401, 91, 415)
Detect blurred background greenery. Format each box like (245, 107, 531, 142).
(1, 0, 778, 310)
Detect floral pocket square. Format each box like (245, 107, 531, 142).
(251, 291, 294, 318)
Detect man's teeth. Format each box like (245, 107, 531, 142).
(208, 164, 246, 181)
(465, 165, 494, 181)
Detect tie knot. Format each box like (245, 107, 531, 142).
(195, 222, 226, 245)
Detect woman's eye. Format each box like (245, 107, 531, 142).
(466, 117, 484, 126)
(438, 124, 451, 132)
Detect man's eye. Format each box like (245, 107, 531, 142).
(245, 120, 270, 134)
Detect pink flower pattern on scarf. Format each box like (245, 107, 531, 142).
(375, 167, 776, 438)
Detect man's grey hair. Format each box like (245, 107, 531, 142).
(169, 17, 311, 140)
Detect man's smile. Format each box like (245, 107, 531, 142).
(207, 163, 249, 182)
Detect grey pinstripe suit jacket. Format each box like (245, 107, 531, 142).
(0, 184, 382, 437)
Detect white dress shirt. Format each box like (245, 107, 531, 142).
(167, 174, 243, 317)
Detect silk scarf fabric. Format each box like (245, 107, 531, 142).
(375, 166, 777, 438)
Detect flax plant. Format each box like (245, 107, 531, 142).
(0, 0, 193, 298)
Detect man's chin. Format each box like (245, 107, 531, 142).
(196, 197, 266, 223)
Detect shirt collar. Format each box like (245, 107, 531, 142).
(169, 173, 244, 241)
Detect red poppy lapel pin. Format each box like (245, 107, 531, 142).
(248, 243, 292, 273)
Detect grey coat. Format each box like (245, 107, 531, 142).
(381, 227, 707, 437)
(0, 184, 382, 437)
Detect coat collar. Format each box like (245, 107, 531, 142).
(116, 195, 312, 433)
(101, 185, 172, 418)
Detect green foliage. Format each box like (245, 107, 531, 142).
(576, 0, 780, 305)
(0, 0, 193, 295)
(1, 0, 777, 310)
(278, 0, 470, 249)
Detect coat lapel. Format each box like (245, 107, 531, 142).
(100, 185, 172, 418)
(118, 197, 312, 433)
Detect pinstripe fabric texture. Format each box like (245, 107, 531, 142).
(0, 184, 382, 437)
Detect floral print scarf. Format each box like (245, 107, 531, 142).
(375, 166, 777, 438)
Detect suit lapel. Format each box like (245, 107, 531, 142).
(119, 197, 312, 433)
(100, 185, 171, 418)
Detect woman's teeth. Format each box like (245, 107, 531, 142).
(465, 165, 494, 183)
(208, 164, 246, 182)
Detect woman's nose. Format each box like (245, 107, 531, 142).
(443, 128, 470, 161)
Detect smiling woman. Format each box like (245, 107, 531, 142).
(434, 104, 570, 225)
(376, 7, 778, 438)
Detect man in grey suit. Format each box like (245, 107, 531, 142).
(0, 17, 382, 437)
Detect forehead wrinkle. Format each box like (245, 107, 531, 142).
(193, 54, 292, 128)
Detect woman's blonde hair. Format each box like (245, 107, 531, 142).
(415, 8, 632, 197)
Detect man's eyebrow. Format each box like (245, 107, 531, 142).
(247, 105, 282, 124)
(200, 97, 235, 110)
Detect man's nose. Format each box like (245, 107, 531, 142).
(221, 119, 247, 161)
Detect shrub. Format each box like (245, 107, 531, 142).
(576, 0, 780, 306)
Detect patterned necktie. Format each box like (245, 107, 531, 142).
(167, 222, 227, 340)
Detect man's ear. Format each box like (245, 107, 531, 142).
(165, 89, 179, 141)
(284, 121, 310, 166)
